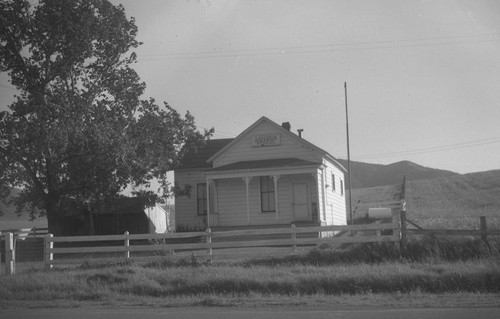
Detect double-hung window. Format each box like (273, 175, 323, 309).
(197, 183, 207, 215)
(260, 176, 275, 213)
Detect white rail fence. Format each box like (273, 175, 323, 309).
(4, 212, 500, 275)
(7, 212, 395, 271)
(41, 219, 401, 269)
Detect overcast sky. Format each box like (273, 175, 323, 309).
(1, 0, 499, 174)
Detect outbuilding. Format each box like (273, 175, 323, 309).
(174, 116, 347, 231)
(52, 197, 171, 236)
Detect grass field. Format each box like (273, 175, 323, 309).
(405, 171, 500, 229)
(1, 238, 499, 308)
(351, 170, 500, 229)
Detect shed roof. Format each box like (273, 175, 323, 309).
(208, 158, 321, 172)
(61, 197, 148, 216)
(177, 138, 234, 169)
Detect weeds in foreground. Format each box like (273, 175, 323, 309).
(1, 237, 499, 306)
(243, 237, 500, 267)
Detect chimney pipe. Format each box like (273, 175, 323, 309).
(297, 129, 303, 138)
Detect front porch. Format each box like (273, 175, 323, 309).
(204, 159, 326, 228)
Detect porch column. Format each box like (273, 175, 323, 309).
(272, 174, 280, 223)
(242, 176, 252, 225)
(321, 168, 327, 222)
(311, 172, 319, 223)
(213, 180, 218, 214)
(206, 176, 210, 228)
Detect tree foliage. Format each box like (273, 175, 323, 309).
(0, 0, 210, 231)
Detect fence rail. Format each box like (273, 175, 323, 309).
(0, 227, 49, 239)
(400, 213, 499, 243)
(41, 216, 400, 268)
(3, 213, 500, 275)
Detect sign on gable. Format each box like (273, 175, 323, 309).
(251, 134, 281, 147)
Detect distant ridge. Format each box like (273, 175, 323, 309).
(337, 159, 460, 188)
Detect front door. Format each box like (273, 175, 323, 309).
(292, 183, 309, 221)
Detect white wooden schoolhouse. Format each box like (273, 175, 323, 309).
(174, 116, 347, 231)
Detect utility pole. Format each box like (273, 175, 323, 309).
(344, 82, 353, 227)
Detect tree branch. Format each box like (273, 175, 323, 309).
(0, 145, 47, 199)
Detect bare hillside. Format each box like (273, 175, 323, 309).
(406, 170, 500, 218)
(350, 170, 500, 229)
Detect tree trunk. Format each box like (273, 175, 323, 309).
(88, 210, 95, 235)
(46, 196, 63, 236)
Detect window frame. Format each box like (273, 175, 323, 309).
(196, 183, 207, 216)
(260, 176, 276, 213)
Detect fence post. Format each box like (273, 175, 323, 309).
(5, 232, 15, 275)
(206, 228, 212, 256)
(124, 231, 130, 259)
(480, 216, 487, 242)
(375, 220, 381, 237)
(400, 211, 407, 249)
(0, 231, 2, 275)
(44, 234, 53, 269)
(291, 224, 296, 253)
(392, 210, 401, 249)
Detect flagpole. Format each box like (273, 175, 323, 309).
(344, 82, 353, 227)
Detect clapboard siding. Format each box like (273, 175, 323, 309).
(216, 178, 248, 226)
(216, 176, 291, 226)
(317, 168, 326, 222)
(323, 159, 347, 225)
(213, 121, 321, 167)
(174, 170, 208, 231)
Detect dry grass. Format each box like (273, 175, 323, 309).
(351, 171, 500, 229)
(1, 255, 499, 307)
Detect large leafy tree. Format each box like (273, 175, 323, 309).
(0, 0, 209, 234)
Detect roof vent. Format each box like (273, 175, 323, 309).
(297, 129, 304, 138)
(282, 122, 291, 131)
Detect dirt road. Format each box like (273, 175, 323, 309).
(2, 306, 499, 319)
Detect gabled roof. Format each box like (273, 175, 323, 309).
(207, 116, 346, 172)
(176, 138, 233, 169)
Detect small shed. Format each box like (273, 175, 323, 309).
(53, 197, 171, 236)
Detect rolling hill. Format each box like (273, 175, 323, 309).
(338, 159, 460, 188)
(350, 169, 500, 229)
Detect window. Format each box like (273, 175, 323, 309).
(260, 176, 276, 212)
(331, 173, 336, 191)
(197, 183, 207, 215)
(340, 179, 344, 196)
